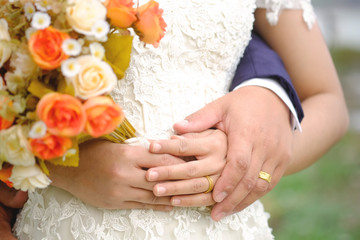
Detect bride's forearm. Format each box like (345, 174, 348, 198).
(285, 92, 349, 175)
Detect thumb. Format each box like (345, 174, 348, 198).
(173, 102, 222, 134)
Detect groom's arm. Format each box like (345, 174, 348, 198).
(230, 31, 304, 125)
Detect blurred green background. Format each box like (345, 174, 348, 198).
(262, 1, 360, 239)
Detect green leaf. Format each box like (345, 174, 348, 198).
(102, 33, 133, 80)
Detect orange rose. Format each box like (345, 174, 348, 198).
(83, 96, 124, 137)
(36, 93, 86, 137)
(29, 133, 72, 160)
(0, 165, 13, 188)
(0, 115, 14, 130)
(133, 0, 166, 47)
(106, 0, 137, 28)
(28, 27, 70, 70)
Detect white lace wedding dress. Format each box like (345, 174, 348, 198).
(14, 0, 315, 239)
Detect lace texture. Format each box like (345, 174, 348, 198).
(14, 0, 314, 239)
(256, 0, 316, 29)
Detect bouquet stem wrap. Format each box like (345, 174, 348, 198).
(102, 118, 137, 143)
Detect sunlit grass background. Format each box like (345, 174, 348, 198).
(262, 48, 360, 239)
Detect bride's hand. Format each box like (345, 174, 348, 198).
(46, 139, 185, 210)
(146, 129, 227, 207)
(0, 182, 28, 240)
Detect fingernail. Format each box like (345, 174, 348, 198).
(175, 119, 189, 127)
(214, 192, 227, 202)
(156, 186, 166, 195)
(152, 143, 161, 152)
(148, 171, 159, 181)
(172, 198, 181, 205)
(214, 212, 226, 221)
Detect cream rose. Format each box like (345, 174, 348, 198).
(0, 18, 12, 68)
(0, 125, 36, 166)
(66, 0, 107, 36)
(4, 72, 28, 94)
(68, 55, 117, 99)
(10, 47, 38, 80)
(9, 165, 51, 192)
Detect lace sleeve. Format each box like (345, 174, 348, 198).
(256, 0, 316, 29)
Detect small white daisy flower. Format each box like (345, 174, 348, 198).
(62, 39, 82, 56)
(61, 58, 80, 78)
(62, 148, 77, 162)
(24, 2, 36, 20)
(35, 0, 51, 12)
(31, 12, 51, 30)
(89, 42, 105, 59)
(97, 35, 108, 43)
(92, 20, 110, 40)
(29, 121, 47, 139)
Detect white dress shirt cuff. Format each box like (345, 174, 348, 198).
(233, 78, 302, 132)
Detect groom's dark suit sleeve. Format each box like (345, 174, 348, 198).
(230, 32, 304, 122)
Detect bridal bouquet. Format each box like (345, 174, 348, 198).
(0, 0, 166, 192)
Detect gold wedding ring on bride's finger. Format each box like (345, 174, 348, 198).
(258, 171, 272, 183)
(204, 175, 214, 193)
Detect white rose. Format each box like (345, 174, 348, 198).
(9, 165, 51, 192)
(68, 55, 117, 99)
(66, 0, 106, 36)
(0, 18, 12, 68)
(10, 47, 38, 80)
(4, 72, 27, 94)
(0, 125, 36, 166)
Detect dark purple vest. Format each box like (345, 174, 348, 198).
(230, 32, 304, 122)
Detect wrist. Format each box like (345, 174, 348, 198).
(234, 78, 302, 131)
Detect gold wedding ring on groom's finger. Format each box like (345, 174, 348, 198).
(258, 171, 272, 183)
(204, 175, 214, 193)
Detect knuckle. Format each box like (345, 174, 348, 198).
(170, 184, 179, 195)
(254, 182, 268, 194)
(159, 154, 173, 166)
(242, 177, 256, 191)
(178, 139, 189, 154)
(222, 182, 236, 193)
(164, 166, 172, 179)
(200, 194, 213, 206)
(116, 145, 133, 159)
(231, 158, 249, 173)
(151, 195, 158, 204)
(192, 178, 205, 192)
(108, 166, 125, 180)
(228, 198, 240, 209)
(185, 164, 199, 178)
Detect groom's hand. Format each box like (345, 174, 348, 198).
(173, 86, 293, 221)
